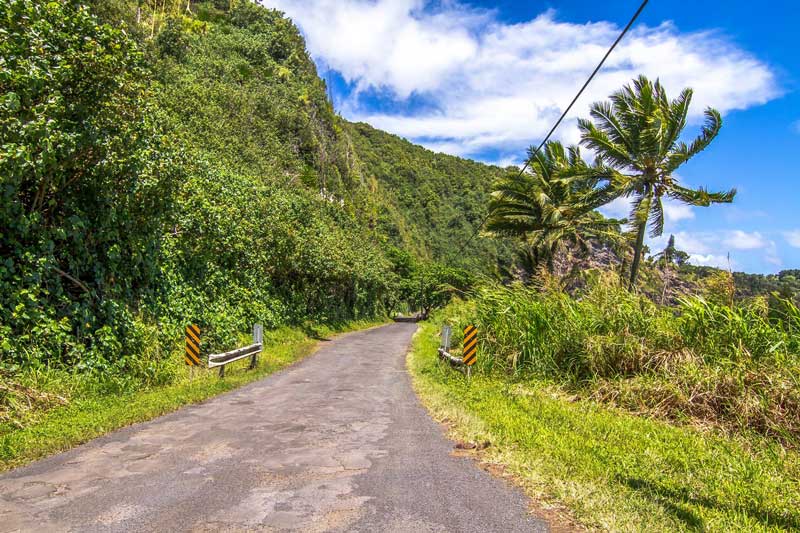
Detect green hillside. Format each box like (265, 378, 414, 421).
(0, 0, 501, 387)
(344, 121, 513, 274)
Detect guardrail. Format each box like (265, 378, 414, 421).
(208, 324, 263, 377)
(436, 324, 477, 377)
(437, 324, 463, 366)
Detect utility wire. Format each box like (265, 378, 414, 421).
(459, 0, 649, 253)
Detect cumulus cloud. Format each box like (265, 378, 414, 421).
(723, 230, 767, 250)
(663, 202, 695, 223)
(765, 241, 782, 267)
(658, 231, 713, 256)
(785, 230, 800, 248)
(262, 0, 780, 158)
(690, 254, 735, 269)
(598, 196, 633, 220)
(648, 230, 783, 271)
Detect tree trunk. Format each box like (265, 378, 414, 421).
(629, 219, 647, 290)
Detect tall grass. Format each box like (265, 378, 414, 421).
(465, 274, 800, 444)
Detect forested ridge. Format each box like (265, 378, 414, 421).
(344, 121, 513, 273)
(2, 0, 795, 385)
(0, 0, 497, 388)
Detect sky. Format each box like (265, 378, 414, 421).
(258, 0, 800, 274)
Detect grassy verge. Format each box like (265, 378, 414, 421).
(0, 319, 384, 472)
(408, 311, 800, 532)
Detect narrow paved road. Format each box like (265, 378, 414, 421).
(0, 323, 546, 532)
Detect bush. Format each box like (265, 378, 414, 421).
(465, 274, 800, 443)
(0, 0, 178, 369)
(0, 1, 396, 379)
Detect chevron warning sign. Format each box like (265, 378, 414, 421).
(185, 324, 201, 366)
(462, 324, 477, 366)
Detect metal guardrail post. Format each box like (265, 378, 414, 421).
(250, 324, 263, 370)
(437, 324, 478, 376)
(440, 325, 451, 353)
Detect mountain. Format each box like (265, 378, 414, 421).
(0, 0, 506, 368)
(343, 121, 514, 274)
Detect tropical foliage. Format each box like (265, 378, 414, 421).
(467, 275, 800, 444)
(0, 0, 481, 389)
(344, 121, 514, 275)
(488, 76, 735, 289)
(486, 141, 622, 271)
(0, 0, 178, 372)
(579, 75, 736, 288)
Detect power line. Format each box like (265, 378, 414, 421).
(459, 0, 649, 253)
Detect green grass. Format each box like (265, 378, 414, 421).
(0, 320, 384, 472)
(468, 277, 800, 444)
(408, 313, 800, 532)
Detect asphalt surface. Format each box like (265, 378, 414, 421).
(0, 323, 547, 532)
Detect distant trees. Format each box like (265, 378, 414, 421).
(655, 235, 689, 268)
(489, 75, 733, 290)
(386, 248, 472, 319)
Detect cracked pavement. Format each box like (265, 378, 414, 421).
(0, 323, 546, 532)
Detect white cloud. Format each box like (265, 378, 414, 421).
(263, 0, 780, 158)
(598, 196, 632, 220)
(663, 202, 695, 223)
(690, 254, 734, 270)
(723, 230, 767, 250)
(765, 241, 782, 267)
(784, 230, 800, 248)
(483, 155, 523, 169)
(649, 230, 782, 271)
(663, 231, 713, 256)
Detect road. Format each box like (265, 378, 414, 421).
(0, 323, 546, 532)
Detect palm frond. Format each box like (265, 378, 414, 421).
(667, 184, 736, 206)
(649, 196, 665, 237)
(663, 108, 722, 173)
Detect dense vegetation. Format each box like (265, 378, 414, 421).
(466, 276, 800, 443)
(344, 122, 513, 274)
(0, 0, 488, 424)
(469, 73, 800, 446)
(411, 308, 800, 532)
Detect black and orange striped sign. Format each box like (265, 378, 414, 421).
(185, 324, 201, 366)
(462, 324, 477, 366)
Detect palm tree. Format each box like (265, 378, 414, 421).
(655, 234, 677, 267)
(487, 141, 623, 273)
(579, 75, 735, 289)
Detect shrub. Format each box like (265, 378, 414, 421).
(466, 274, 800, 443)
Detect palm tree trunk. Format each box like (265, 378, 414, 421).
(547, 242, 557, 274)
(629, 220, 647, 289)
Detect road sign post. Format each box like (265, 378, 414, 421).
(185, 324, 202, 367)
(462, 325, 477, 376)
(250, 324, 263, 370)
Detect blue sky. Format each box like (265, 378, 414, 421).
(260, 0, 799, 274)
